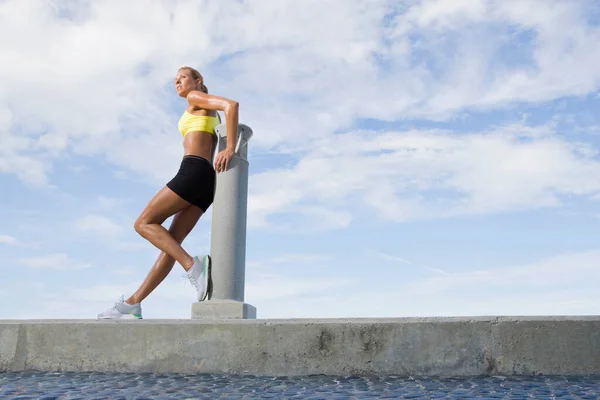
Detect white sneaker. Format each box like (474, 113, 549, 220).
(187, 255, 210, 301)
(97, 296, 143, 320)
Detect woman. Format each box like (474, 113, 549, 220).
(98, 66, 239, 319)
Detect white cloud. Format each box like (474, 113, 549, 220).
(0, 0, 598, 192)
(401, 0, 489, 31)
(18, 253, 90, 270)
(3, 247, 599, 319)
(74, 214, 122, 236)
(0, 235, 25, 246)
(248, 122, 600, 226)
(251, 249, 600, 318)
(382, 0, 600, 118)
(404, 249, 600, 296)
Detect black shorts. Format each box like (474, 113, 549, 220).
(166, 155, 216, 212)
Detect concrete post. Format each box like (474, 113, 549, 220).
(191, 123, 257, 319)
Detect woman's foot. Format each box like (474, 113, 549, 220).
(97, 296, 143, 320)
(187, 255, 210, 301)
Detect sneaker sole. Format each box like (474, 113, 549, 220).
(97, 314, 142, 320)
(200, 255, 211, 301)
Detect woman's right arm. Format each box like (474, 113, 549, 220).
(187, 90, 239, 172)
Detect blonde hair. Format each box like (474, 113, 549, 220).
(179, 66, 208, 93)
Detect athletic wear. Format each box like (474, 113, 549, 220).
(97, 296, 142, 320)
(166, 155, 216, 212)
(188, 255, 210, 301)
(178, 111, 220, 137)
(96, 110, 218, 319)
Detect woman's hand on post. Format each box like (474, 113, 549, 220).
(215, 147, 235, 173)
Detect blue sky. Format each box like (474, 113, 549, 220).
(1, 0, 600, 319)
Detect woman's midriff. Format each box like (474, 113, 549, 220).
(183, 131, 217, 163)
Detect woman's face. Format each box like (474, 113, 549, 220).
(175, 70, 198, 97)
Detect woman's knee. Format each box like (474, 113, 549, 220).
(134, 217, 145, 235)
(134, 214, 154, 236)
(135, 208, 168, 234)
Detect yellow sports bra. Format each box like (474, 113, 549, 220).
(178, 111, 220, 137)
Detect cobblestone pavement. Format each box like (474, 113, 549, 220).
(1, 372, 599, 399)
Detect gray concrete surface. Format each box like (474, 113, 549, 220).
(191, 299, 257, 319)
(1, 316, 599, 376)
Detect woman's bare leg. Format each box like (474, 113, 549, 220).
(133, 186, 197, 272)
(126, 205, 204, 305)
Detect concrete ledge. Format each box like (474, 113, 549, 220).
(1, 316, 599, 377)
(191, 300, 257, 319)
